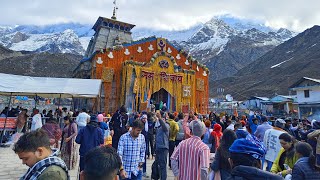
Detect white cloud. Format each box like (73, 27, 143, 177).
(0, 0, 319, 31)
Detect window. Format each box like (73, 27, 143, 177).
(304, 90, 310, 98)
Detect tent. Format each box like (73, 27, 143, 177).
(0, 73, 102, 98)
(0, 73, 102, 146)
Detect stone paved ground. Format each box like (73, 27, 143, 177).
(0, 146, 174, 180)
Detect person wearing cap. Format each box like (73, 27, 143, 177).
(109, 105, 129, 150)
(171, 119, 210, 180)
(227, 134, 283, 180)
(263, 118, 286, 171)
(254, 115, 272, 142)
(76, 115, 104, 172)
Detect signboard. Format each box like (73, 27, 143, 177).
(0, 117, 17, 130)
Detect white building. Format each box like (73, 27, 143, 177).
(240, 96, 271, 114)
(290, 77, 320, 120)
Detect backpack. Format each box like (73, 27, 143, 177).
(175, 120, 185, 141)
(151, 159, 160, 180)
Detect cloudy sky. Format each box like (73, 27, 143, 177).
(1, 0, 319, 32)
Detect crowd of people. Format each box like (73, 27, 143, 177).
(4, 104, 320, 180)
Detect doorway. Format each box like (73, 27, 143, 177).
(151, 88, 175, 111)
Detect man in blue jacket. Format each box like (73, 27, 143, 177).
(76, 115, 104, 171)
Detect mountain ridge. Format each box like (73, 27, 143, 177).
(211, 25, 320, 100)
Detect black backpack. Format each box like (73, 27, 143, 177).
(151, 159, 160, 180)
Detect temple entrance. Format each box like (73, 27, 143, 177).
(151, 88, 176, 111)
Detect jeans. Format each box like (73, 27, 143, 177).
(143, 153, 147, 173)
(112, 135, 120, 150)
(169, 141, 175, 168)
(147, 133, 155, 156)
(79, 156, 85, 171)
(156, 148, 168, 180)
(122, 170, 142, 180)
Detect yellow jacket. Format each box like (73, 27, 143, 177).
(271, 147, 299, 177)
(167, 119, 179, 141)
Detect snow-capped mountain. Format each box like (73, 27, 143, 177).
(0, 15, 297, 61)
(172, 17, 297, 80)
(212, 25, 320, 100)
(0, 23, 93, 55)
(3, 23, 93, 37)
(0, 29, 85, 54)
(181, 17, 296, 62)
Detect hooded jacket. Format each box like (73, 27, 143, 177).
(227, 165, 283, 180)
(211, 124, 223, 151)
(75, 121, 104, 156)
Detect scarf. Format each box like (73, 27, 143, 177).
(145, 120, 149, 132)
(211, 124, 223, 150)
(20, 151, 69, 180)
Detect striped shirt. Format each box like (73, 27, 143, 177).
(171, 136, 210, 180)
(117, 132, 146, 178)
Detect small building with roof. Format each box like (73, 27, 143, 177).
(74, 13, 209, 113)
(240, 96, 270, 109)
(289, 77, 320, 119)
(269, 95, 297, 116)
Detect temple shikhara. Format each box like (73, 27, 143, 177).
(74, 12, 209, 114)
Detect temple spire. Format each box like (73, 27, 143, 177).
(111, 0, 118, 20)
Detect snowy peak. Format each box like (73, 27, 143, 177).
(189, 18, 236, 44)
(0, 15, 299, 56)
(12, 23, 94, 37)
(241, 28, 274, 42)
(6, 29, 84, 54)
(11, 32, 30, 43)
(276, 28, 296, 41)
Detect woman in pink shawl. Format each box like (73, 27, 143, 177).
(210, 123, 223, 153)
